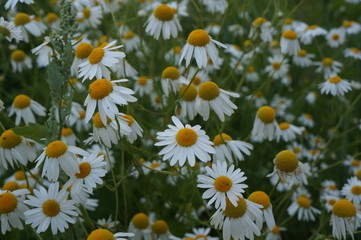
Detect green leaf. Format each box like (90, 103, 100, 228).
(47, 61, 63, 93)
(12, 123, 49, 141)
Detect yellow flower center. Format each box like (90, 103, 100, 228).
(15, 171, 26, 180)
(322, 57, 333, 66)
(124, 31, 135, 39)
(173, 46, 181, 54)
(253, 17, 267, 26)
(93, 112, 111, 128)
(89, 79, 113, 100)
(87, 229, 115, 240)
(351, 186, 361, 195)
(247, 66, 255, 73)
(150, 162, 161, 168)
(121, 115, 135, 126)
(305, 113, 312, 119)
(350, 48, 360, 53)
(45, 140, 68, 158)
(272, 62, 281, 70)
(297, 195, 311, 209)
(297, 49, 307, 57)
(162, 66, 180, 80)
(293, 147, 301, 153)
(152, 220, 168, 234)
(271, 226, 280, 234)
(193, 76, 201, 85)
(176, 128, 197, 147)
(42, 199, 60, 217)
(332, 199, 356, 218)
(79, 110, 86, 119)
(223, 197, 247, 218)
(137, 76, 148, 85)
(282, 30, 297, 40)
(248, 191, 271, 209)
(0, 26, 10, 36)
(0, 130, 22, 149)
(13, 94, 31, 109)
(154, 96, 161, 103)
(132, 213, 149, 229)
(88, 48, 105, 64)
(2, 181, 19, 191)
(352, 159, 360, 166)
(307, 25, 318, 30)
(46, 13, 59, 24)
(279, 122, 290, 130)
(76, 42, 94, 59)
(198, 81, 220, 101)
(83, 8, 91, 19)
(75, 162, 91, 178)
(328, 76, 341, 84)
(270, 40, 279, 48)
(284, 18, 294, 25)
(328, 199, 336, 205)
(329, 185, 337, 190)
(214, 176, 233, 192)
(11, 50, 26, 62)
(61, 128, 74, 137)
(332, 34, 339, 40)
(187, 29, 210, 47)
(343, 21, 353, 28)
(213, 133, 232, 146)
(14, 13, 31, 26)
(274, 150, 298, 172)
(243, 40, 253, 47)
(178, 84, 197, 101)
(154, 5, 175, 21)
(0, 192, 18, 213)
(257, 106, 276, 124)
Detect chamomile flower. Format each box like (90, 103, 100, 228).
(115, 60, 138, 78)
(341, 177, 361, 205)
(326, 28, 346, 48)
(144, 4, 182, 40)
(78, 41, 125, 81)
(315, 57, 342, 78)
(212, 133, 253, 163)
(0, 189, 29, 234)
(293, 49, 315, 67)
(265, 55, 289, 79)
(342, 20, 361, 35)
(179, 29, 226, 68)
(31, 36, 58, 67)
(84, 78, 137, 125)
(10, 50, 32, 72)
(248, 191, 276, 230)
(134, 76, 153, 97)
(87, 229, 134, 240)
(319, 76, 352, 97)
(178, 84, 198, 120)
(128, 213, 152, 240)
(184, 227, 219, 240)
(197, 161, 248, 210)
(71, 42, 94, 76)
(211, 196, 263, 240)
(250, 17, 274, 42)
(76, 6, 103, 29)
(200, 0, 228, 14)
(123, 31, 141, 52)
(323, 194, 340, 212)
(141, 160, 166, 175)
(35, 140, 89, 181)
(9, 94, 46, 126)
(251, 106, 280, 141)
(13, 13, 45, 43)
(331, 199, 361, 240)
(298, 113, 314, 128)
(280, 30, 300, 55)
(276, 122, 304, 142)
(24, 182, 78, 234)
(228, 24, 245, 36)
(119, 114, 143, 143)
(266, 226, 286, 240)
(0, 130, 36, 169)
(61, 128, 78, 146)
(299, 25, 327, 45)
(344, 47, 361, 60)
(165, 46, 182, 64)
(245, 66, 260, 82)
(155, 116, 215, 167)
(0, 17, 23, 42)
(195, 81, 239, 121)
(151, 220, 170, 240)
(287, 191, 321, 221)
(161, 66, 186, 97)
(45, 13, 60, 29)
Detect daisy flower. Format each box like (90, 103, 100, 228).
(326, 28, 346, 48)
(10, 49, 32, 72)
(292, 49, 315, 67)
(144, 4, 182, 40)
(249, 17, 274, 42)
(179, 29, 226, 68)
(322, 194, 340, 212)
(151, 220, 170, 240)
(78, 41, 125, 81)
(0, 17, 23, 42)
(195, 81, 239, 122)
(97, 215, 116, 229)
(0, 189, 29, 234)
(76, 6, 103, 29)
(87, 229, 134, 240)
(331, 199, 361, 240)
(205, 23, 221, 36)
(141, 160, 166, 175)
(211, 196, 263, 240)
(61, 128, 78, 146)
(0, 129, 36, 169)
(266, 226, 285, 240)
(115, 60, 138, 78)
(71, 42, 94, 76)
(248, 191, 276, 230)
(45, 13, 60, 29)
(154, 116, 215, 167)
(119, 114, 143, 143)
(13, 13, 45, 43)
(35, 140, 89, 181)
(276, 122, 304, 142)
(24, 182, 78, 234)
(265, 55, 289, 79)
(228, 24, 245, 36)
(212, 133, 253, 163)
(184, 227, 219, 240)
(315, 57, 342, 78)
(165, 46, 182, 64)
(319, 76, 352, 97)
(84, 78, 137, 125)
(341, 177, 361, 205)
(287, 191, 321, 221)
(197, 161, 248, 210)
(9, 94, 46, 126)
(178, 84, 198, 120)
(245, 65, 260, 82)
(128, 213, 152, 240)
(342, 20, 361, 35)
(123, 31, 141, 52)
(161, 66, 186, 97)
(299, 25, 327, 45)
(344, 47, 361, 60)
(134, 76, 153, 97)
(251, 106, 280, 141)
(280, 30, 300, 55)
(298, 113, 314, 128)
(200, 0, 228, 14)
(31, 36, 58, 67)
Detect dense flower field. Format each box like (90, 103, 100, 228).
(1, 0, 361, 239)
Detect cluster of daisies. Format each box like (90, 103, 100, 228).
(1, 0, 361, 239)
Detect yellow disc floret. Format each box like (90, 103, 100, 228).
(279, 122, 290, 130)
(248, 191, 271, 209)
(162, 66, 180, 80)
(198, 82, 220, 101)
(83, 8, 91, 19)
(88, 48, 105, 64)
(76, 42, 94, 59)
(332, 199, 356, 218)
(213, 133, 232, 146)
(45, 140, 68, 158)
(187, 30, 210, 47)
(298, 49, 307, 57)
(0, 192, 18, 213)
(154, 5, 174, 21)
(253, 17, 267, 26)
(87, 229, 115, 240)
(0, 26, 11, 36)
(14, 13, 31, 26)
(152, 220, 168, 235)
(75, 162, 91, 178)
(46, 13, 59, 24)
(13, 94, 31, 109)
(42, 200, 60, 217)
(93, 112, 111, 128)
(271, 226, 280, 235)
(61, 128, 74, 137)
(15, 171, 26, 180)
(176, 128, 197, 147)
(282, 30, 297, 40)
(257, 106, 276, 124)
(214, 176, 233, 192)
(223, 197, 247, 219)
(274, 150, 298, 172)
(124, 31, 135, 39)
(322, 57, 333, 66)
(328, 76, 341, 84)
(132, 213, 149, 229)
(121, 115, 135, 126)
(0, 130, 22, 149)
(137, 77, 148, 86)
(89, 79, 113, 100)
(2, 181, 19, 191)
(351, 186, 361, 195)
(11, 50, 26, 62)
(297, 195, 311, 209)
(178, 85, 197, 101)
